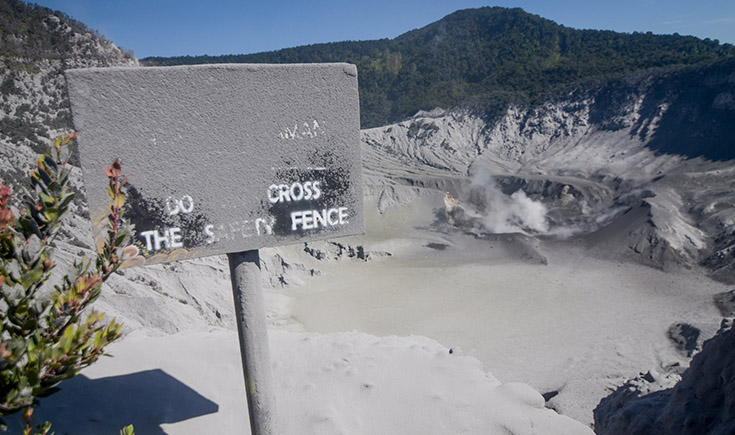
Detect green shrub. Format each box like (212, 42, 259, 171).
(0, 133, 141, 433)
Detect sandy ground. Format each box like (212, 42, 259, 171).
(13, 316, 593, 435)
(27, 328, 590, 435)
(283, 240, 726, 424)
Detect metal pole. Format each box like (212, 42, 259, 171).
(227, 249, 277, 435)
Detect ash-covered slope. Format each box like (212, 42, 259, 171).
(0, 0, 136, 195)
(362, 59, 735, 282)
(0, 1, 234, 334)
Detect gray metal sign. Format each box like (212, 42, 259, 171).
(66, 63, 364, 265)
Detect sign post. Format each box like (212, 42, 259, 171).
(65, 63, 364, 434)
(228, 250, 275, 434)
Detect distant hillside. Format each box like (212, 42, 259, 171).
(142, 7, 735, 128)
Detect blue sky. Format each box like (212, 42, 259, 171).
(26, 0, 735, 58)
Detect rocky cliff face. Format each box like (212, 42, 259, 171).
(362, 59, 735, 282)
(594, 320, 735, 435)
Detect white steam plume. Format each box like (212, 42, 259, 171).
(464, 169, 549, 234)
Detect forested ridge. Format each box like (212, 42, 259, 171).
(142, 7, 735, 128)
